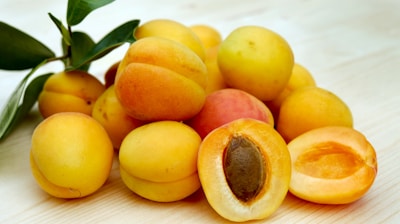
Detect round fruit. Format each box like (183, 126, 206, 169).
(115, 37, 207, 121)
(38, 71, 105, 118)
(198, 118, 291, 222)
(277, 86, 353, 142)
(217, 25, 294, 101)
(134, 18, 206, 61)
(288, 126, 378, 204)
(119, 121, 202, 202)
(30, 112, 114, 198)
(187, 88, 274, 139)
(92, 85, 145, 149)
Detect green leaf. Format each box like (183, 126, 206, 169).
(0, 73, 52, 140)
(67, 0, 115, 26)
(62, 31, 95, 71)
(0, 22, 55, 70)
(67, 19, 140, 71)
(0, 60, 49, 141)
(48, 13, 71, 46)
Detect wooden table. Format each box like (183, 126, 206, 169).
(1, 0, 399, 223)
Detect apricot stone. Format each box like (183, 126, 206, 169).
(288, 126, 378, 204)
(198, 118, 291, 222)
(186, 88, 274, 139)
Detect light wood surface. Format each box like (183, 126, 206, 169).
(1, 0, 399, 223)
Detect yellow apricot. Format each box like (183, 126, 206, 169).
(204, 45, 227, 94)
(30, 112, 114, 198)
(277, 86, 353, 142)
(190, 24, 222, 49)
(38, 71, 105, 118)
(218, 25, 294, 101)
(265, 63, 316, 121)
(134, 19, 206, 61)
(92, 85, 145, 149)
(115, 37, 207, 121)
(288, 126, 378, 204)
(119, 121, 202, 202)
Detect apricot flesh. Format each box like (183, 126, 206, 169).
(198, 118, 291, 222)
(288, 126, 378, 204)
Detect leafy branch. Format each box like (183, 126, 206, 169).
(0, 0, 140, 141)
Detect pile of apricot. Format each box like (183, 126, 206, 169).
(30, 18, 378, 222)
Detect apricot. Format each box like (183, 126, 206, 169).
(134, 19, 206, 61)
(104, 61, 120, 88)
(198, 118, 291, 222)
(30, 112, 114, 198)
(189, 24, 222, 49)
(119, 121, 201, 202)
(187, 88, 274, 139)
(38, 70, 105, 118)
(218, 25, 294, 101)
(265, 63, 316, 121)
(288, 126, 378, 204)
(115, 37, 207, 121)
(203, 45, 227, 94)
(92, 85, 145, 149)
(277, 86, 353, 142)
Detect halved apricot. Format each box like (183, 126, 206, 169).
(288, 126, 378, 204)
(198, 118, 291, 222)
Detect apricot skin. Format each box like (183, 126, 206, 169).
(218, 26, 294, 101)
(115, 37, 207, 121)
(198, 118, 291, 222)
(38, 71, 105, 118)
(92, 85, 145, 149)
(119, 121, 202, 202)
(187, 88, 274, 139)
(288, 126, 378, 204)
(134, 19, 206, 61)
(277, 86, 353, 142)
(30, 112, 114, 198)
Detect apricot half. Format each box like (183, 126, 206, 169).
(288, 126, 378, 204)
(198, 118, 291, 222)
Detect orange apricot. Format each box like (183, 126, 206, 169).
(115, 37, 207, 121)
(265, 63, 316, 121)
(134, 19, 206, 61)
(204, 45, 227, 94)
(92, 85, 145, 149)
(198, 118, 291, 222)
(277, 86, 353, 142)
(287, 126, 378, 204)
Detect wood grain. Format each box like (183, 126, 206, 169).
(1, 0, 399, 223)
